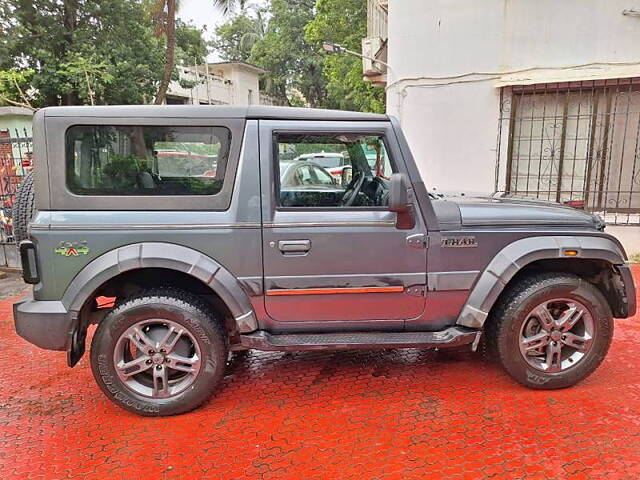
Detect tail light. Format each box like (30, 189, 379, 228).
(19, 240, 40, 284)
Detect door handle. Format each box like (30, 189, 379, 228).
(278, 240, 311, 255)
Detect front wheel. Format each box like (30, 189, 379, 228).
(90, 288, 228, 416)
(488, 273, 613, 389)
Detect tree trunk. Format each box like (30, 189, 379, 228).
(62, 0, 80, 105)
(154, 0, 177, 105)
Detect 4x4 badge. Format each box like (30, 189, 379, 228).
(55, 241, 90, 256)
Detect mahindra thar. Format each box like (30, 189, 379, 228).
(12, 105, 636, 416)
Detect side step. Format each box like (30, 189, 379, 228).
(239, 327, 479, 352)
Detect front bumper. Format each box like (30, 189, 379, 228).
(13, 296, 72, 351)
(618, 264, 637, 318)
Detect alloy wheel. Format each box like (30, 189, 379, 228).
(113, 319, 202, 399)
(518, 298, 595, 373)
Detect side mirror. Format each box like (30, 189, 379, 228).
(389, 173, 410, 213)
(389, 173, 415, 229)
(340, 166, 353, 186)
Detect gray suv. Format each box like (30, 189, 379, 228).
(13, 105, 636, 416)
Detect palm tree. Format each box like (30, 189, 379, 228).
(152, 0, 179, 105)
(213, 0, 247, 16)
(239, 7, 266, 54)
(153, 0, 247, 105)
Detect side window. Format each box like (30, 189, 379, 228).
(276, 133, 396, 208)
(66, 125, 230, 196)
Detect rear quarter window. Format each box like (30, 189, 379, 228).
(66, 125, 230, 196)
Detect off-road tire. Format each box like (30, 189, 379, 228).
(486, 272, 613, 389)
(12, 170, 35, 243)
(90, 288, 228, 416)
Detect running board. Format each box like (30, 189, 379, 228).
(239, 327, 479, 352)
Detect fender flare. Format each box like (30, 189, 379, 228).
(61, 242, 258, 333)
(456, 235, 627, 329)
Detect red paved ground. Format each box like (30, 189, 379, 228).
(1, 269, 640, 480)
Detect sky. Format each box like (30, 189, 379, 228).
(178, 0, 268, 60)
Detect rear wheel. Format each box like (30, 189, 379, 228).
(90, 288, 228, 416)
(488, 273, 613, 389)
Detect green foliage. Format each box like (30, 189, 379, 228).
(212, 0, 247, 16)
(0, 0, 208, 107)
(57, 54, 114, 105)
(210, 0, 384, 112)
(176, 20, 209, 65)
(0, 69, 36, 108)
(305, 0, 385, 113)
(248, 0, 325, 107)
(211, 13, 264, 62)
(0, 0, 382, 112)
(102, 154, 144, 190)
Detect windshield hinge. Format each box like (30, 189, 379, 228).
(406, 233, 428, 249)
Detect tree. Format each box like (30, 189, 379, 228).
(211, 11, 266, 62)
(0, 69, 36, 110)
(305, 0, 385, 113)
(151, 0, 178, 105)
(0, 0, 209, 107)
(213, 0, 247, 15)
(248, 0, 325, 107)
(0, 0, 167, 107)
(176, 20, 209, 65)
(153, 0, 245, 104)
(57, 55, 114, 106)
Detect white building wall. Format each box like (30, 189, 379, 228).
(386, 0, 640, 195)
(228, 68, 261, 105)
(167, 63, 269, 106)
(168, 67, 234, 105)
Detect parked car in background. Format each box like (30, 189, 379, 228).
(279, 160, 344, 207)
(293, 152, 350, 183)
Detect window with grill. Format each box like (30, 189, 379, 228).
(503, 79, 640, 221)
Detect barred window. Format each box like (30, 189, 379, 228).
(503, 79, 640, 223)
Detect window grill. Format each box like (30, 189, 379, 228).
(498, 78, 640, 225)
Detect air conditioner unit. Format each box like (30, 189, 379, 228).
(362, 37, 385, 76)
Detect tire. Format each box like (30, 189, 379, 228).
(487, 272, 613, 389)
(90, 288, 228, 416)
(12, 170, 35, 243)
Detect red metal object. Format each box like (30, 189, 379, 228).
(1, 267, 640, 478)
(327, 167, 343, 178)
(563, 199, 586, 210)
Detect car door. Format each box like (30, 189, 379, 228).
(259, 120, 428, 330)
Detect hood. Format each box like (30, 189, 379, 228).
(431, 195, 604, 230)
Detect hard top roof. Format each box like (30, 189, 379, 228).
(41, 105, 389, 121)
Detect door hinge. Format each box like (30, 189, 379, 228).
(406, 285, 427, 297)
(406, 233, 428, 249)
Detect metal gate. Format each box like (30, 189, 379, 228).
(0, 128, 32, 268)
(498, 78, 640, 225)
